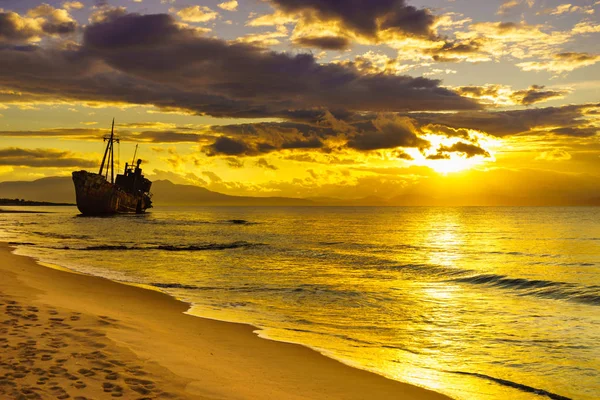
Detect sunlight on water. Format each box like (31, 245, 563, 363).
(2, 206, 599, 400)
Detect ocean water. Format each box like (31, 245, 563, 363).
(1, 206, 599, 400)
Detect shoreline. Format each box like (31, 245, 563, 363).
(0, 242, 453, 399)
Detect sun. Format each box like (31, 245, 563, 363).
(426, 155, 482, 174)
(405, 133, 498, 175)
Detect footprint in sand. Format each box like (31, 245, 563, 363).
(77, 368, 96, 377)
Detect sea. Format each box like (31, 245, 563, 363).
(1, 206, 598, 400)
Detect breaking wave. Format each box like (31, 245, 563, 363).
(446, 371, 572, 400)
(451, 274, 600, 306)
(60, 241, 265, 251)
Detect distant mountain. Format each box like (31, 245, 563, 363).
(151, 180, 314, 206)
(0, 176, 598, 207)
(0, 177, 75, 204)
(0, 176, 315, 206)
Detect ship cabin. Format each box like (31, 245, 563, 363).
(115, 159, 152, 195)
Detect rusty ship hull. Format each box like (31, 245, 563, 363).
(72, 171, 151, 215)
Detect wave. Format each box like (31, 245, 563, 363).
(136, 218, 259, 226)
(8, 241, 36, 246)
(485, 250, 561, 258)
(446, 371, 572, 400)
(32, 231, 91, 240)
(219, 219, 258, 225)
(451, 274, 600, 306)
(149, 282, 362, 300)
(60, 241, 265, 251)
(151, 283, 220, 290)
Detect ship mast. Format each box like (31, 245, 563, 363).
(98, 119, 119, 183)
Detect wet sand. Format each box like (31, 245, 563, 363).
(0, 242, 452, 400)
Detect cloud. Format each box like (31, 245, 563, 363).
(293, 35, 351, 50)
(509, 85, 567, 105)
(131, 130, 211, 143)
(0, 148, 97, 168)
(265, 0, 438, 41)
(224, 157, 244, 168)
(27, 4, 78, 36)
(538, 3, 596, 16)
(454, 84, 568, 106)
(571, 21, 600, 35)
(202, 170, 222, 183)
(391, 149, 413, 160)
(193, 103, 596, 159)
(89, 5, 127, 23)
(0, 12, 45, 44)
(172, 6, 218, 23)
(63, 1, 85, 10)
(347, 115, 429, 151)
(497, 0, 534, 17)
(202, 121, 328, 156)
(439, 142, 490, 158)
(255, 158, 278, 170)
(549, 126, 598, 137)
(428, 39, 489, 63)
(0, 5, 78, 45)
(0, 126, 216, 143)
(410, 103, 600, 137)
(535, 149, 572, 161)
(218, 1, 238, 12)
(517, 52, 600, 73)
(203, 136, 255, 156)
(0, 13, 478, 121)
(0, 128, 104, 139)
(234, 27, 288, 47)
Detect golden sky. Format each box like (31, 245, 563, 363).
(0, 0, 599, 204)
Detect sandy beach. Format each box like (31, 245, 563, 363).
(0, 242, 451, 400)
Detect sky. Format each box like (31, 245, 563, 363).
(0, 0, 599, 203)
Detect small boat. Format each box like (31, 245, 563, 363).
(72, 119, 152, 215)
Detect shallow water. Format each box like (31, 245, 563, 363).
(1, 206, 599, 400)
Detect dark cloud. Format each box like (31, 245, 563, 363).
(268, 0, 437, 39)
(294, 35, 351, 50)
(0, 128, 104, 139)
(347, 115, 429, 151)
(203, 136, 254, 156)
(203, 114, 436, 157)
(224, 157, 245, 168)
(556, 52, 598, 62)
(426, 152, 450, 160)
(510, 85, 566, 106)
(411, 103, 599, 137)
(255, 158, 278, 170)
(455, 85, 499, 98)
(202, 121, 328, 156)
(0, 148, 97, 168)
(550, 126, 598, 137)
(41, 20, 77, 35)
(439, 142, 490, 158)
(423, 124, 471, 139)
(0, 13, 478, 120)
(430, 39, 483, 62)
(455, 84, 567, 106)
(132, 130, 210, 143)
(391, 149, 413, 160)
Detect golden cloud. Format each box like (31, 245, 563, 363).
(172, 6, 218, 23)
(218, 1, 238, 12)
(453, 84, 569, 106)
(517, 52, 600, 73)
